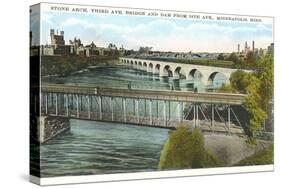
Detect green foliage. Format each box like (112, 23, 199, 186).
(41, 56, 118, 76)
(245, 51, 258, 69)
(245, 137, 258, 145)
(234, 145, 273, 166)
(158, 126, 223, 170)
(216, 84, 233, 93)
(158, 126, 193, 169)
(230, 70, 250, 93)
(203, 150, 224, 168)
(217, 53, 225, 60)
(255, 55, 274, 113)
(243, 74, 267, 135)
(191, 128, 205, 168)
(228, 55, 273, 138)
(226, 52, 243, 68)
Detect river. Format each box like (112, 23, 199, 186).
(40, 62, 226, 177)
(40, 119, 169, 177)
(42, 63, 227, 92)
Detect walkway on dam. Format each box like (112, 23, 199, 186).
(40, 84, 247, 135)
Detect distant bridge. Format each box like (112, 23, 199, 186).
(40, 84, 248, 135)
(119, 57, 250, 86)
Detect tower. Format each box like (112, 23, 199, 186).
(60, 31, 64, 37)
(245, 41, 248, 50)
(50, 29, 54, 37)
(50, 29, 55, 45)
(252, 41, 255, 51)
(238, 44, 240, 53)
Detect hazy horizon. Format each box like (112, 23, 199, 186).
(30, 11, 273, 53)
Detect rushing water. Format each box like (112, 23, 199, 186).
(42, 63, 227, 92)
(41, 119, 169, 177)
(40, 62, 228, 177)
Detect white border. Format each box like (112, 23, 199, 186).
(30, 165, 274, 185)
(40, 2, 273, 24)
(29, 2, 275, 186)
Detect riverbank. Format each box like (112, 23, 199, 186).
(41, 55, 119, 77)
(158, 127, 273, 170)
(204, 134, 273, 166)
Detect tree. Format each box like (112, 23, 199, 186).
(191, 128, 205, 168)
(158, 125, 193, 169)
(245, 51, 257, 69)
(243, 74, 267, 137)
(227, 52, 243, 68)
(229, 54, 273, 138)
(158, 126, 222, 170)
(138, 46, 152, 54)
(216, 83, 233, 93)
(217, 53, 225, 60)
(230, 70, 250, 93)
(255, 54, 274, 113)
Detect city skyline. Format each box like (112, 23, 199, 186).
(32, 11, 273, 53)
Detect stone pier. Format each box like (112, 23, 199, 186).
(37, 116, 70, 144)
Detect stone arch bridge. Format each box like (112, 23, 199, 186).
(120, 57, 249, 87)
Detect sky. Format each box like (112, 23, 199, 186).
(31, 11, 273, 53)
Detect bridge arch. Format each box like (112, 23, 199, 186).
(148, 63, 153, 73)
(154, 64, 160, 74)
(187, 69, 204, 90)
(143, 62, 148, 71)
(138, 61, 142, 69)
(174, 66, 186, 79)
(188, 69, 203, 80)
(207, 72, 228, 88)
(162, 65, 173, 77)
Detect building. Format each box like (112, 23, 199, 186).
(258, 48, 266, 57)
(54, 45, 72, 56)
(42, 45, 54, 55)
(41, 29, 71, 56)
(41, 29, 123, 57)
(243, 41, 251, 54)
(50, 29, 65, 46)
(119, 45, 126, 56)
(237, 40, 265, 59)
(267, 43, 274, 55)
(69, 37, 83, 55)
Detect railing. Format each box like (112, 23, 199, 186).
(41, 84, 247, 105)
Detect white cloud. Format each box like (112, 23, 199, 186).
(45, 16, 272, 52)
(42, 13, 55, 26)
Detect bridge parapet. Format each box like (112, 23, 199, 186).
(120, 57, 250, 87)
(41, 84, 247, 105)
(40, 84, 247, 135)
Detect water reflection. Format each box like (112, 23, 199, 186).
(42, 64, 228, 92)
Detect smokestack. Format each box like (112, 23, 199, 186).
(238, 44, 240, 53)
